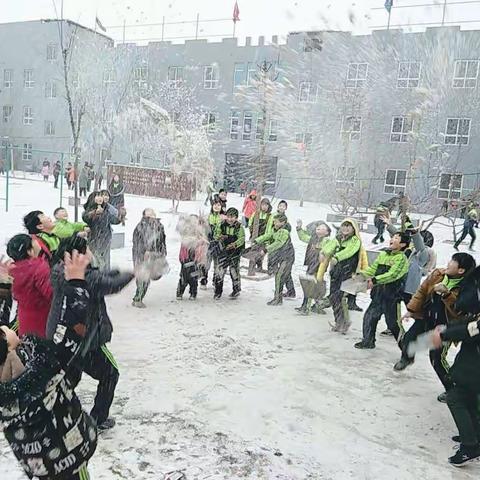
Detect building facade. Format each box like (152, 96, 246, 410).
(1, 19, 480, 207)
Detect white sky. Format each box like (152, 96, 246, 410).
(2, 0, 480, 44)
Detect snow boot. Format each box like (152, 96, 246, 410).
(438, 392, 448, 403)
(132, 301, 147, 309)
(311, 302, 327, 315)
(448, 444, 480, 466)
(295, 298, 308, 313)
(381, 328, 393, 336)
(213, 293, 222, 300)
(229, 290, 240, 299)
(354, 341, 375, 349)
(393, 357, 414, 371)
(267, 297, 283, 306)
(283, 291, 296, 299)
(97, 417, 116, 432)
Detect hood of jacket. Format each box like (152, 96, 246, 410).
(340, 218, 369, 271)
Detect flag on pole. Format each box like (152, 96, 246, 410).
(95, 16, 107, 32)
(384, 0, 393, 14)
(233, 1, 240, 23)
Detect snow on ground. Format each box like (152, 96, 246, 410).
(1, 174, 480, 480)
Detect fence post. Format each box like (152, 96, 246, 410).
(59, 153, 64, 208)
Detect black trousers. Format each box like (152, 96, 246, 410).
(214, 256, 241, 295)
(447, 387, 480, 447)
(455, 226, 476, 248)
(53, 174, 59, 188)
(80, 187, 87, 197)
(177, 261, 198, 297)
(372, 222, 385, 242)
(401, 319, 453, 391)
(362, 295, 402, 345)
(76, 346, 120, 425)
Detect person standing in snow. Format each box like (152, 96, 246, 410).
(213, 207, 245, 300)
(82, 192, 122, 270)
(23, 210, 61, 256)
(41, 160, 50, 182)
(108, 174, 126, 211)
(248, 198, 274, 272)
(254, 214, 295, 306)
(242, 190, 257, 228)
(6, 234, 53, 338)
(132, 209, 167, 308)
(211, 188, 228, 214)
(454, 205, 478, 252)
(275, 200, 295, 298)
(204, 179, 215, 206)
(47, 235, 134, 431)
(52, 160, 61, 189)
(79, 163, 90, 197)
(200, 200, 223, 289)
(53, 207, 90, 239)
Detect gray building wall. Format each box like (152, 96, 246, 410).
(1, 20, 480, 208)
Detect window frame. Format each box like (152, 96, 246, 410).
(346, 62, 369, 89)
(246, 62, 257, 87)
(444, 117, 471, 145)
(390, 116, 414, 143)
(167, 66, 184, 89)
(437, 173, 463, 200)
(453, 59, 479, 89)
(203, 65, 219, 90)
(384, 169, 407, 194)
(22, 143, 33, 161)
(298, 81, 317, 103)
(242, 111, 254, 140)
(233, 63, 245, 88)
(24, 69, 34, 88)
(44, 81, 57, 99)
(3, 69, 13, 89)
(335, 166, 357, 187)
(44, 120, 55, 136)
(397, 61, 421, 88)
(2, 105, 13, 123)
(268, 119, 278, 142)
(202, 112, 217, 133)
(46, 43, 58, 61)
(133, 66, 148, 88)
(23, 106, 33, 125)
(230, 110, 241, 140)
(341, 115, 362, 141)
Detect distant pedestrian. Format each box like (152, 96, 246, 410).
(41, 164, 49, 182)
(52, 161, 61, 189)
(79, 163, 89, 197)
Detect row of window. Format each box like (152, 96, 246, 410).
(337, 167, 464, 200)
(226, 111, 472, 146)
(2, 71, 59, 97)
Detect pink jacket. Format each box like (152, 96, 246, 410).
(242, 191, 257, 219)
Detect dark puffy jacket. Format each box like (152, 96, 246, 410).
(0, 280, 97, 480)
(47, 264, 134, 352)
(82, 205, 121, 253)
(132, 218, 166, 265)
(108, 182, 126, 209)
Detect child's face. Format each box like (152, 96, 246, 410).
(38, 214, 55, 231)
(390, 234, 406, 251)
(95, 195, 104, 205)
(55, 209, 68, 221)
(446, 259, 464, 277)
(143, 208, 156, 219)
(274, 219, 285, 230)
(316, 225, 329, 237)
(212, 203, 222, 213)
(277, 203, 287, 214)
(219, 191, 227, 201)
(261, 203, 269, 212)
(103, 193, 110, 203)
(226, 214, 237, 225)
(0, 326, 20, 351)
(340, 223, 354, 237)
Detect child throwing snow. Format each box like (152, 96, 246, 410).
(295, 220, 334, 315)
(323, 219, 368, 334)
(255, 214, 295, 306)
(353, 232, 410, 350)
(213, 208, 245, 300)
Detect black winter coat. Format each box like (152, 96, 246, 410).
(0, 280, 97, 480)
(132, 218, 167, 265)
(47, 264, 134, 352)
(82, 205, 121, 254)
(108, 182, 125, 209)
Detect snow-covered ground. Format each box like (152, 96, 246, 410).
(0, 174, 479, 479)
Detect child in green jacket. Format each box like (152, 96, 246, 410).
(53, 207, 90, 239)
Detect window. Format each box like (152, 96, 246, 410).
(453, 60, 479, 88)
(44, 81, 57, 99)
(384, 169, 407, 194)
(303, 34, 323, 52)
(390, 116, 413, 143)
(3, 105, 12, 123)
(168, 66, 183, 88)
(44, 120, 55, 136)
(298, 81, 317, 103)
(445, 118, 471, 145)
(341, 116, 362, 140)
(268, 119, 278, 142)
(336, 166, 357, 187)
(246, 63, 257, 86)
(438, 173, 463, 199)
(230, 110, 240, 139)
(233, 63, 245, 88)
(103, 69, 116, 87)
(23, 106, 33, 125)
(204, 65, 219, 89)
(134, 66, 148, 88)
(397, 61, 421, 88)
(202, 112, 217, 133)
(24, 69, 34, 88)
(256, 114, 265, 140)
(3, 69, 13, 88)
(103, 109, 114, 126)
(22, 143, 32, 162)
(46, 43, 57, 61)
(295, 132, 313, 147)
(346, 62, 368, 88)
(242, 111, 253, 140)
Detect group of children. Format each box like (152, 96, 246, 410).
(2, 186, 480, 477)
